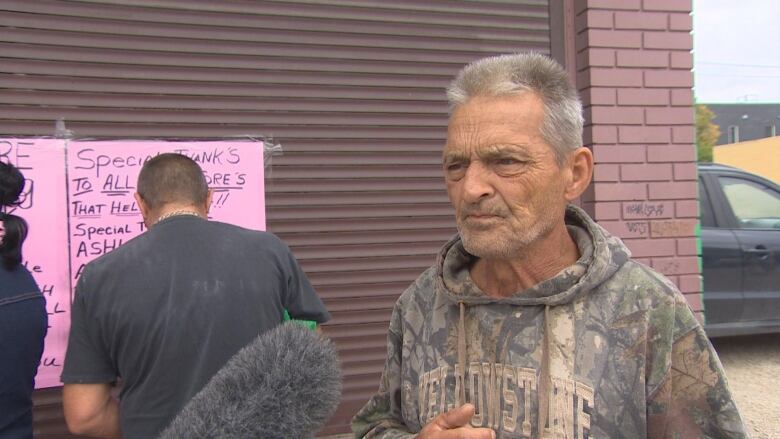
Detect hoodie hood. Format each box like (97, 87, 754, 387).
(438, 204, 632, 438)
(436, 204, 631, 307)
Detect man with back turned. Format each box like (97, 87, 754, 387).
(353, 53, 746, 438)
(61, 153, 330, 438)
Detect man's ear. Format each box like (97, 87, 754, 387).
(205, 189, 214, 215)
(564, 146, 593, 202)
(134, 192, 151, 223)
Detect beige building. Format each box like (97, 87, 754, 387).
(714, 136, 780, 184)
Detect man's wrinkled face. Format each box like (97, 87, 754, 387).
(443, 93, 571, 259)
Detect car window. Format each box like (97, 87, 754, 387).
(699, 178, 716, 228)
(719, 176, 780, 229)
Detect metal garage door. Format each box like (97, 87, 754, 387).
(0, 0, 551, 435)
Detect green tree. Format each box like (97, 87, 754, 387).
(695, 104, 720, 162)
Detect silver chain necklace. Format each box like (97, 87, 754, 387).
(154, 209, 201, 226)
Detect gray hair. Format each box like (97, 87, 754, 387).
(447, 53, 584, 165)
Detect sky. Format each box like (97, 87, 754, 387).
(693, 0, 780, 103)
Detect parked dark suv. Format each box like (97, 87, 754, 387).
(699, 163, 780, 337)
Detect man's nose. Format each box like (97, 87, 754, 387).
(460, 162, 494, 202)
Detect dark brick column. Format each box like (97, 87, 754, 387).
(572, 0, 702, 319)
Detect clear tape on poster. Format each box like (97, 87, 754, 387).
(52, 118, 282, 171)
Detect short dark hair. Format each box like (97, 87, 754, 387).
(137, 153, 208, 210)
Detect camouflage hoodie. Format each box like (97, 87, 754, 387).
(353, 205, 747, 439)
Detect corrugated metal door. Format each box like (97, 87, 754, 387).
(0, 0, 551, 435)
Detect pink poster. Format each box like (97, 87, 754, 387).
(1, 138, 265, 389)
(66, 139, 266, 290)
(0, 138, 70, 388)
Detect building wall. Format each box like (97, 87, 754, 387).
(573, 0, 702, 319)
(1, 0, 705, 436)
(0, 1, 552, 436)
(714, 136, 780, 184)
(706, 103, 780, 145)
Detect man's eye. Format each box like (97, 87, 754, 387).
(447, 163, 464, 171)
(444, 162, 467, 180)
(492, 157, 525, 175)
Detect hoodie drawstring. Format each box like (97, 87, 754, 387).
(457, 301, 467, 406)
(537, 305, 551, 439)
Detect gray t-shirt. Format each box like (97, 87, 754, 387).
(61, 215, 329, 439)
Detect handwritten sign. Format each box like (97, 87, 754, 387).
(0, 139, 265, 388)
(67, 140, 266, 284)
(0, 139, 70, 388)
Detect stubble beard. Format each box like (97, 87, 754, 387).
(457, 206, 560, 260)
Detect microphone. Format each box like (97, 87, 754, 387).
(159, 322, 342, 439)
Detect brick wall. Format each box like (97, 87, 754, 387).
(572, 0, 702, 319)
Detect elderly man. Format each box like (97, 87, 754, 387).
(61, 153, 330, 438)
(353, 54, 746, 438)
